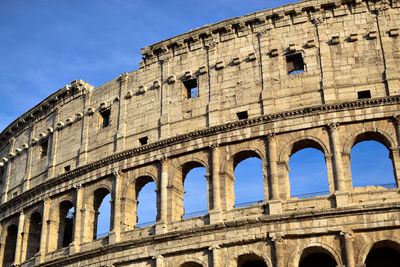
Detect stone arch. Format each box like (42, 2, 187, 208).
(220, 140, 267, 210)
(1, 223, 18, 267)
(278, 136, 331, 199)
(82, 184, 113, 242)
(357, 236, 400, 264)
(179, 257, 207, 267)
(287, 242, 342, 267)
(25, 211, 42, 260)
(224, 247, 272, 267)
(168, 156, 209, 221)
(278, 136, 329, 163)
(122, 166, 159, 230)
(342, 129, 395, 154)
(47, 195, 75, 252)
(343, 130, 398, 189)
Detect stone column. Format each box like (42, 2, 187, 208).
(152, 255, 164, 267)
(109, 170, 123, 243)
(340, 230, 355, 267)
(391, 115, 400, 187)
(70, 185, 83, 253)
(267, 134, 282, 214)
(2, 137, 16, 203)
(208, 244, 220, 267)
(38, 196, 51, 264)
(14, 211, 25, 265)
(210, 145, 222, 224)
(328, 123, 348, 207)
(270, 233, 284, 267)
(47, 107, 60, 178)
(115, 73, 129, 152)
(78, 88, 93, 166)
(156, 158, 169, 234)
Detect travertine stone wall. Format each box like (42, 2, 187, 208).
(0, 0, 399, 266)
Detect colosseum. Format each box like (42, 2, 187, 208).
(0, 0, 400, 266)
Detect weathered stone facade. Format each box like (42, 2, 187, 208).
(0, 0, 399, 266)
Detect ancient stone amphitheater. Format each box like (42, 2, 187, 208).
(1, 0, 400, 266)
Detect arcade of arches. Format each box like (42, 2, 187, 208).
(1, 124, 400, 266)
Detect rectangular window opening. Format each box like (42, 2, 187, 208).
(237, 111, 248, 120)
(139, 136, 148, 146)
(357, 90, 371, 99)
(0, 168, 4, 184)
(40, 140, 48, 158)
(183, 78, 198, 99)
(100, 108, 111, 128)
(64, 165, 71, 172)
(286, 53, 305, 75)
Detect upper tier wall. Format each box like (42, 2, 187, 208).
(0, 0, 399, 202)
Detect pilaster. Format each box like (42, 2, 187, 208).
(109, 170, 123, 243)
(209, 144, 222, 224)
(340, 230, 355, 267)
(14, 211, 25, 265)
(208, 244, 220, 267)
(270, 232, 285, 267)
(70, 184, 84, 253)
(156, 158, 169, 234)
(37, 196, 51, 263)
(78, 88, 93, 165)
(267, 134, 282, 214)
(115, 73, 129, 152)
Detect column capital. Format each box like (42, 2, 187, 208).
(151, 254, 164, 260)
(208, 244, 221, 250)
(324, 153, 333, 159)
(327, 122, 340, 133)
(266, 132, 276, 140)
(112, 169, 123, 179)
(43, 195, 51, 204)
(340, 229, 354, 239)
(269, 232, 284, 243)
(210, 142, 220, 150)
(159, 156, 169, 165)
(73, 184, 83, 191)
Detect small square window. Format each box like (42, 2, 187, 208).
(100, 109, 111, 128)
(64, 165, 71, 172)
(358, 90, 371, 99)
(39, 140, 48, 158)
(183, 79, 198, 99)
(0, 168, 4, 184)
(139, 137, 148, 146)
(237, 111, 248, 120)
(286, 53, 305, 75)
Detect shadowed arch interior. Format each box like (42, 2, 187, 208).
(299, 246, 337, 267)
(58, 200, 74, 248)
(365, 240, 400, 267)
(237, 253, 268, 267)
(26, 211, 42, 260)
(2, 224, 18, 267)
(180, 262, 203, 267)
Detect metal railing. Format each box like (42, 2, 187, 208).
(234, 200, 263, 208)
(291, 190, 330, 199)
(374, 183, 397, 189)
(182, 210, 208, 219)
(136, 221, 156, 228)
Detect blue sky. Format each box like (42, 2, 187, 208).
(1, 1, 395, 235)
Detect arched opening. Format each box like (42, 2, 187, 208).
(26, 212, 42, 260)
(365, 240, 400, 267)
(2, 224, 18, 267)
(182, 163, 208, 219)
(289, 148, 329, 197)
(299, 246, 337, 267)
(58, 200, 74, 249)
(288, 140, 329, 198)
(180, 262, 203, 267)
(233, 151, 264, 207)
(351, 139, 396, 189)
(92, 188, 112, 239)
(136, 176, 157, 227)
(237, 253, 268, 267)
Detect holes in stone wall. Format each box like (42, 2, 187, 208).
(183, 78, 198, 99)
(286, 53, 305, 75)
(64, 165, 70, 172)
(358, 90, 371, 99)
(237, 111, 248, 120)
(139, 136, 148, 146)
(39, 139, 48, 158)
(99, 108, 111, 128)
